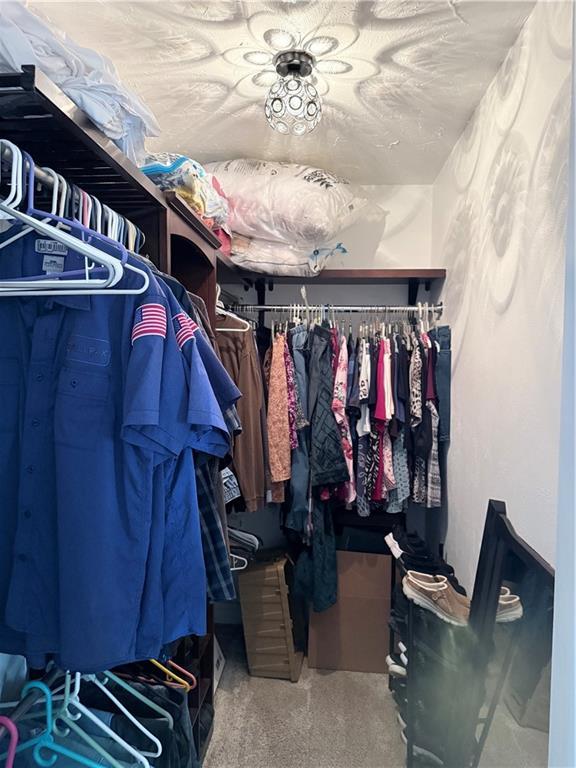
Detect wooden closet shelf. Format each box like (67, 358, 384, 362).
(218, 261, 445, 286)
(0, 66, 218, 250)
(218, 259, 446, 303)
(165, 191, 221, 249)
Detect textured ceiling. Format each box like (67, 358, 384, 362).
(31, 0, 534, 183)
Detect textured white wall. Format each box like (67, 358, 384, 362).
(431, 1, 572, 589)
(325, 185, 433, 269)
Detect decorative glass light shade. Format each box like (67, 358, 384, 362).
(264, 75, 322, 135)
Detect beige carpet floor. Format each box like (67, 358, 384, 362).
(204, 629, 405, 768)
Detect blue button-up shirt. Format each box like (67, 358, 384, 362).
(0, 230, 204, 672)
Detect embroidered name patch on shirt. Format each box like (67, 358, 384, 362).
(66, 335, 111, 367)
(173, 312, 198, 349)
(131, 303, 167, 344)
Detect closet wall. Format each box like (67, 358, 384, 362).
(431, 1, 572, 589)
(324, 185, 432, 270)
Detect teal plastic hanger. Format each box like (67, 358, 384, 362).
(52, 674, 123, 768)
(12, 681, 108, 768)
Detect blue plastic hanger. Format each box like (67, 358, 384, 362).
(14, 681, 107, 768)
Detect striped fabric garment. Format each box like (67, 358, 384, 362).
(131, 303, 167, 343)
(426, 401, 442, 508)
(173, 312, 199, 349)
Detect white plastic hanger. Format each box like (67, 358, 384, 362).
(82, 190, 93, 229)
(215, 283, 251, 332)
(55, 715, 125, 768)
(0, 202, 120, 290)
(0, 141, 23, 220)
(47, 669, 174, 734)
(126, 219, 137, 252)
(0, 166, 60, 251)
(0, 203, 149, 296)
(50, 674, 125, 768)
(300, 285, 311, 326)
(230, 553, 248, 572)
(58, 673, 152, 768)
(100, 670, 174, 730)
(56, 174, 67, 220)
(81, 675, 162, 758)
(91, 195, 102, 234)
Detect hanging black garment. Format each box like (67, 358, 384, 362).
(308, 325, 348, 487)
(293, 498, 337, 612)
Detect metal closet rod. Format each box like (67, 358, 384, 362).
(227, 303, 444, 314)
(1, 144, 56, 190)
(1, 145, 141, 236)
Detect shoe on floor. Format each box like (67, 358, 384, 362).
(397, 711, 407, 729)
(400, 729, 444, 766)
(386, 653, 407, 677)
(406, 570, 471, 613)
(496, 594, 524, 622)
(402, 574, 469, 626)
(400, 553, 463, 592)
(406, 570, 512, 607)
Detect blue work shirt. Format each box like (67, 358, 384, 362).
(0, 229, 194, 672)
(160, 288, 238, 644)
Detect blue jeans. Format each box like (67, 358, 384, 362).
(430, 325, 451, 442)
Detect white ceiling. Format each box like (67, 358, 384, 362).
(31, 0, 535, 183)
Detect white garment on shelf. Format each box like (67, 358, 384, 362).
(0, 1, 160, 164)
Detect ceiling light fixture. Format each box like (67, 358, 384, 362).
(264, 50, 322, 136)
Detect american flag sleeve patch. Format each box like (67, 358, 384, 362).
(131, 303, 168, 344)
(173, 312, 199, 349)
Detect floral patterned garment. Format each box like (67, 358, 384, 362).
(332, 334, 356, 504)
(382, 429, 396, 492)
(409, 332, 423, 428)
(267, 333, 291, 484)
(426, 401, 442, 508)
(388, 432, 410, 513)
(284, 340, 299, 450)
(356, 435, 370, 517)
(413, 456, 427, 505)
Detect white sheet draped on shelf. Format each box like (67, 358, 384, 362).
(0, 1, 160, 164)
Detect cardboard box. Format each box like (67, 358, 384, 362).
(308, 551, 392, 673)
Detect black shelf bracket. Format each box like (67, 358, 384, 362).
(408, 277, 433, 305)
(408, 278, 419, 305)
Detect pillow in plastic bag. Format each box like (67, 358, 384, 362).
(140, 153, 229, 229)
(204, 159, 366, 246)
(228, 235, 347, 277)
